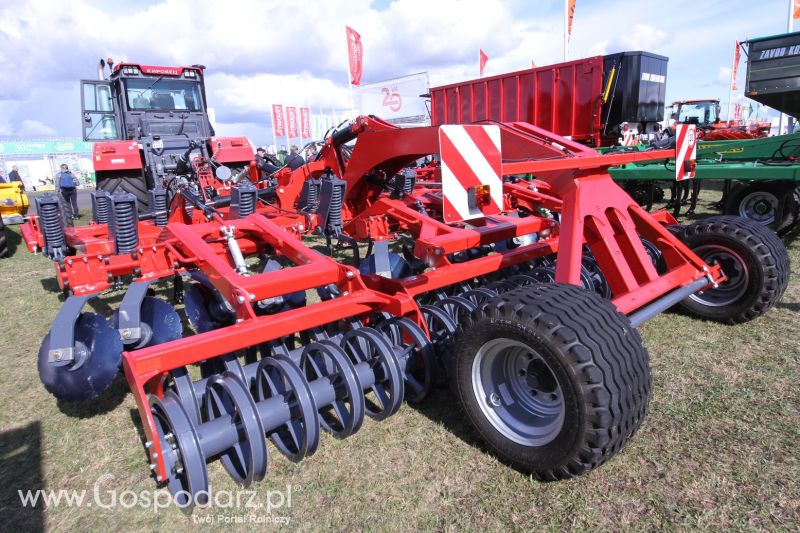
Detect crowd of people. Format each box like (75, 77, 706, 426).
(254, 144, 319, 181)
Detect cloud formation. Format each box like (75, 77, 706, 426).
(0, 0, 790, 144)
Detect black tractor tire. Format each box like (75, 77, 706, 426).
(677, 216, 789, 324)
(96, 171, 150, 211)
(453, 283, 651, 481)
(0, 217, 8, 258)
(723, 181, 798, 233)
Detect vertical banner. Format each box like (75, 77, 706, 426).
(300, 108, 311, 139)
(272, 104, 285, 137)
(346, 26, 363, 86)
(567, 0, 576, 37)
(286, 107, 298, 138)
(479, 49, 488, 77)
(732, 41, 741, 91)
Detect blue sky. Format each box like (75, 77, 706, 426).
(0, 0, 793, 147)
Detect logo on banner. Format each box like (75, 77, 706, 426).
(346, 26, 363, 86)
(439, 125, 503, 223)
(299, 108, 311, 139)
(381, 87, 402, 112)
(286, 107, 298, 138)
(272, 104, 285, 137)
(675, 124, 697, 181)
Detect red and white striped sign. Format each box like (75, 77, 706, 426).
(675, 124, 697, 181)
(439, 125, 503, 223)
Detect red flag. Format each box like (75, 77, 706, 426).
(794, 0, 800, 19)
(346, 26, 363, 85)
(286, 107, 298, 138)
(300, 107, 311, 139)
(479, 49, 489, 77)
(567, 0, 576, 37)
(272, 104, 285, 137)
(732, 41, 741, 91)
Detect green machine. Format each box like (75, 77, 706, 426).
(610, 30, 800, 233)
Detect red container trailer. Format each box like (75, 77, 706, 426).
(430, 51, 668, 147)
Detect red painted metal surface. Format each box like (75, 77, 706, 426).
(430, 56, 605, 145)
(92, 140, 143, 171)
(24, 115, 727, 482)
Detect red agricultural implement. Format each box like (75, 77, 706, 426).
(22, 116, 789, 509)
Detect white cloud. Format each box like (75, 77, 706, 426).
(588, 24, 673, 56)
(717, 67, 732, 83)
(16, 120, 57, 136)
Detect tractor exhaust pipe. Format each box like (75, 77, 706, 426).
(97, 59, 106, 81)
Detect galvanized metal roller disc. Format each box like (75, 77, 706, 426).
(300, 341, 365, 438)
(254, 355, 320, 461)
(169, 367, 202, 426)
(149, 391, 208, 511)
(204, 372, 268, 485)
(505, 274, 539, 287)
(482, 280, 519, 294)
(376, 317, 435, 404)
(419, 304, 458, 381)
(38, 313, 123, 402)
(434, 296, 477, 327)
(341, 327, 404, 420)
(461, 287, 498, 307)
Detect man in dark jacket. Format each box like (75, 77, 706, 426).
(255, 147, 280, 182)
(57, 164, 80, 221)
(8, 166, 24, 190)
(284, 145, 305, 171)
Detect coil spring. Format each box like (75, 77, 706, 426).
(236, 185, 256, 218)
(151, 189, 168, 227)
(403, 171, 416, 195)
(306, 180, 320, 212)
(327, 183, 343, 230)
(38, 197, 66, 253)
(92, 193, 112, 225)
(112, 197, 139, 254)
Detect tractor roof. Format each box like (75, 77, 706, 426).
(111, 62, 205, 76)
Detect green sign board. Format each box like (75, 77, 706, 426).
(0, 139, 93, 156)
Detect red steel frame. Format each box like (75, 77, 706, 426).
(23, 116, 722, 482)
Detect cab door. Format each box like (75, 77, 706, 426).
(81, 80, 120, 141)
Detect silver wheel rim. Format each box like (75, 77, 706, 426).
(472, 338, 564, 446)
(739, 191, 779, 225)
(688, 244, 749, 307)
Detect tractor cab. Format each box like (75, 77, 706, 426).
(81, 60, 215, 142)
(671, 99, 721, 128)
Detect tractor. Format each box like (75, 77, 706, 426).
(669, 99, 770, 140)
(81, 58, 253, 210)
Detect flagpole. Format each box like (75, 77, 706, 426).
(563, 0, 568, 61)
(780, 0, 794, 134)
(727, 41, 736, 121)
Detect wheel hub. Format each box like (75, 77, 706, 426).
(689, 244, 749, 307)
(739, 190, 779, 225)
(472, 338, 564, 446)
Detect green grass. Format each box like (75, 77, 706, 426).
(0, 196, 798, 532)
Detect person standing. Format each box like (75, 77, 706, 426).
(57, 164, 80, 221)
(8, 166, 24, 191)
(255, 147, 280, 181)
(284, 145, 305, 171)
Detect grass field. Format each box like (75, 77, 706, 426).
(0, 195, 798, 531)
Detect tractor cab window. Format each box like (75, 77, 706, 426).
(81, 80, 119, 141)
(677, 102, 718, 126)
(124, 78, 203, 112)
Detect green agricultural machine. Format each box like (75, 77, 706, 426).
(611, 30, 800, 233)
